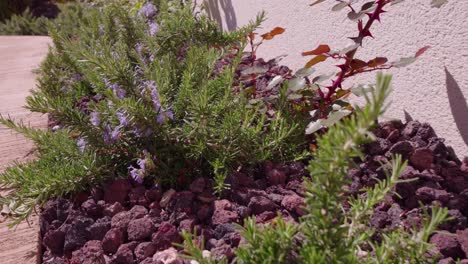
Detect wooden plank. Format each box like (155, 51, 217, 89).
(0, 36, 51, 264)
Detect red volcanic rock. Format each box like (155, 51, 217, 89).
(111, 242, 136, 264)
(87, 216, 111, 241)
(111, 211, 132, 230)
(43, 229, 65, 254)
(248, 196, 278, 215)
(134, 242, 157, 262)
(104, 179, 131, 204)
(129, 186, 149, 207)
(457, 229, 468, 258)
(387, 140, 414, 159)
(128, 217, 155, 241)
(71, 240, 105, 264)
(266, 168, 287, 186)
(430, 233, 464, 259)
(103, 202, 124, 217)
(152, 222, 181, 251)
(189, 177, 207, 193)
(212, 200, 239, 225)
(102, 228, 124, 254)
(410, 148, 434, 170)
(281, 194, 306, 216)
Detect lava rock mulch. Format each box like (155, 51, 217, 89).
(39, 120, 468, 264)
(40, 161, 307, 264)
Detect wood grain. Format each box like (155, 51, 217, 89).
(0, 36, 51, 264)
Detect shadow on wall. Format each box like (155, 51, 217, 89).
(445, 67, 468, 147)
(203, 0, 237, 31)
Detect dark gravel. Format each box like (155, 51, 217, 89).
(39, 120, 468, 263)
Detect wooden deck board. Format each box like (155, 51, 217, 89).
(0, 36, 51, 264)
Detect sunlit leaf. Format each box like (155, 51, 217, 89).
(310, 83, 320, 91)
(415, 46, 431, 57)
(288, 77, 307, 91)
(305, 55, 328, 68)
(431, 0, 448, 8)
(309, 109, 319, 118)
(261, 27, 286, 40)
(241, 66, 269, 75)
(266, 75, 284, 89)
(361, 2, 377, 12)
(348, 11, 365, 21)
(367, 57, 388, 68)
(305, 120, 323, 134)
(392, 57, 417, 68)
(310, 0, 326, 7)
(288, 94, 303, 100)
(295, 67, 316, 77)
(391, 0, 405, 5)
(332, 2, 348, 11)
(361, 1, 375, 10)
(340, 43, 360, 54)
(302, 45, 331, 56)
(321, 109, 352, 126)
(312, 73, 334, 83)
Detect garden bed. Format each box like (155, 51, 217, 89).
(39, 120, 468, 264)
(0, 1, 463, 263)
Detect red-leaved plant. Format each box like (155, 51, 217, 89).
(281, 0, 441, 134)
(219, 0, 445, 136)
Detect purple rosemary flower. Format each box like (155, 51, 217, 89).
(116, 111, 129, 126)
(103, 125, 113, 145)
(139, 2, 158, 19)
(129, 166, 143, 184)
(135, 43, 148, 65)
(147, 80, 161, 111)
(156, 113, 165, 124)
(137, 158, 146, 171)
(111, 125, 123, 142)
(61, 85, 69, 93)
(144, 128, 153, 137)
(104, 78, 126, 99)
(90, 111, 100, 126)
(149, 54, 155, 62)
(76, 138, 86, 152)
(111, 51, 120, 59)
(165, 109, 174, 120)
(135, 65, 144, 76)
(113, 84, 126, 99)
(136, 43, 143, 56)
(133, 126, 143, 137)
(156, 110, 174, 124)
(148, 21, 159, 36)
(72, 73, 83, 82)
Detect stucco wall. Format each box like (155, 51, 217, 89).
(204, 0, 468, 157)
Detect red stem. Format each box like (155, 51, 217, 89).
(324, 0, 388, 102)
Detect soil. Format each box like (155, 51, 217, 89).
(38, 120, 468, 264)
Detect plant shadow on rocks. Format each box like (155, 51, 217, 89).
(445, 67, 468, 147)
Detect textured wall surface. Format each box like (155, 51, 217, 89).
(205, 0, 468, 157)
